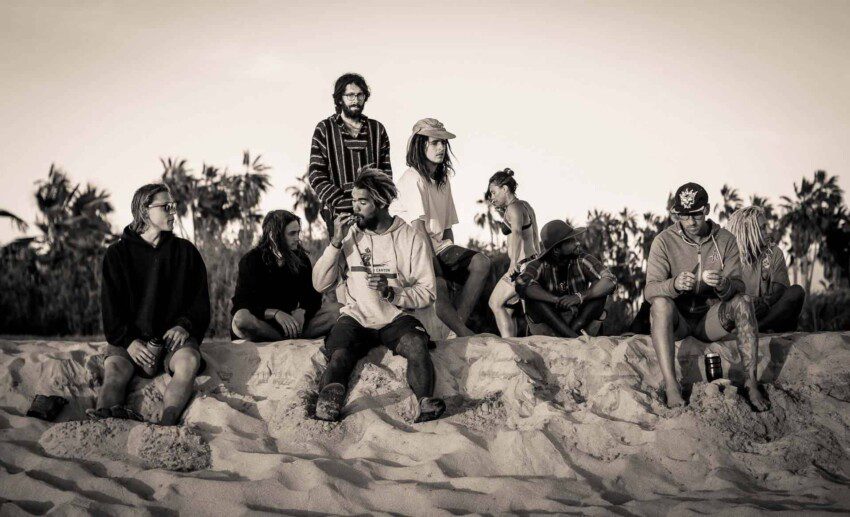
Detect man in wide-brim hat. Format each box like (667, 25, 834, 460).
(515, 219, 617, 337)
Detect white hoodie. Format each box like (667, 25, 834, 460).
(312, 216, 436, 329)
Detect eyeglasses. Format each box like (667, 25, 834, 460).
(677, 213, 705, 222)
(342, 93, 366, 101)
(148, 202, 177, 213)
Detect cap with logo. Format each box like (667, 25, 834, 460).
(671, 182, 709, 215)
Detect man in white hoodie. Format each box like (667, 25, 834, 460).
(312, 168, 445, 423)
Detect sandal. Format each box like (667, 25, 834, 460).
(108, 405, 144, 422)
(414, 397, 446, 423)
(85, 407, 112, 420)
(314, 383, 346, 422)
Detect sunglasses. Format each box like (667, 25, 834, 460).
(148, 202, 177, 213)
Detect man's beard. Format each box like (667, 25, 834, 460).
(341, 103, 363, 119)
(355, 213, 378, 231)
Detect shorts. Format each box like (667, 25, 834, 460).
(673, 302, 733, 342)
(434, 245, 479, 284)
(105, 338, 206, 379)
(498, 256, 536, 306)
(323, 314, 431, 360)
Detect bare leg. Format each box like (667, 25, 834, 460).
(758, 285, 805, 333)
(435, 277, 474, 337)
(489, 279, 518, 337)
(570, 296, 608, 333)
(454, 253, 491, 325)
(160, 347, 201, 425)
(395, 332, 435, 399)
(650, 298, 685, 408)
(525, 300, 579, 338)
(302, 302, 342, 339)
(231, 309, 285, 342)
(97, 356, 134, 410)
(723, 294, 769, 411)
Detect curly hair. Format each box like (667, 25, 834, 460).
(256, 210, 308, 273)
(352, 167, 397, 208)
(406, 133, 455, 188)
(727, 206, 768, 267)
(332, 73, 370, 114)
(130, 183, 170, 233)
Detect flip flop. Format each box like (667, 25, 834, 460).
(108, 405, 145, 422)
(85, 407, 112, 420)
(314, 383, 346, 422)
(414, 397, 446, 423)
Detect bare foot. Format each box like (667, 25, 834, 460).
(665, 384, 686, 408)
(746, 381, 770, 411)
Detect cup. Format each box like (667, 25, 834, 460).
(141, 338, 166, 376)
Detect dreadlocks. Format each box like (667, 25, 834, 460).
(256, 210, 308, 273)
(727, 206, 767, 267)
(353, 167, 397, 208)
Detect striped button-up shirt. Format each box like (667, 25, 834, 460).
(308, 114, 392, 213)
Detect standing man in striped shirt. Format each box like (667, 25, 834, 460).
(309, 73, 392, 238)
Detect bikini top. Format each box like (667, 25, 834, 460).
(499, 200, 533, 235)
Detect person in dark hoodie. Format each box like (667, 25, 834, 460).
(312, 167, 444, 424)
(231, 210, 339, 341)
(646, 182, 768, 411)
(94, 183, 210, 425)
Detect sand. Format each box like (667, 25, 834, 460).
(1, 332, 849, 515)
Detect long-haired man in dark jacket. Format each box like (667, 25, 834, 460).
(95, 183, 210, 425)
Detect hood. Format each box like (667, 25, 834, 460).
(121, 225, 174, 248)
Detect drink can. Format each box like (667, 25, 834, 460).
(142, 338, 166, 376)
(704, 352, 723, 382)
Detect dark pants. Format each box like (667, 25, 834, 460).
(321, 315, 436, 400)
(525, 297, 607, 337)
(758, 285, 805, 332)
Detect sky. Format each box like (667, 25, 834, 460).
(1, 0, 849, 246)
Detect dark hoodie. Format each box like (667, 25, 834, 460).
(645, 219, 743, 316)
(101, 226, 211, 348)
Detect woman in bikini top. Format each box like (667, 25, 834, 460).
(485, 168, 541, 337)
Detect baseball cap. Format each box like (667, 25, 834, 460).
(412, 118, 455, 140)
(671, 182, 709, 215)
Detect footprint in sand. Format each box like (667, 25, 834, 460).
(39, 419, 211, 472)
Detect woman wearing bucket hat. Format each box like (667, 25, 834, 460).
(515, 220, 617, 337)
(392, 118, 490, 337)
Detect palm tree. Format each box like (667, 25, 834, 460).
(1, 209, 28, 232)
(473, 197, 501, 250)
(33, 164, 113, 259)
(714, 184, 743, 223)
(780, 170, 846, 290)
(287, 170, 323, 241)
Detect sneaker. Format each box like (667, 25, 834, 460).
(314, 383, 346, 422)
(414, 397, 446, 423)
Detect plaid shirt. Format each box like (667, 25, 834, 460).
(518, 251, 615, 296)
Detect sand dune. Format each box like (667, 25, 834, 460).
(1, 332, 849, 515)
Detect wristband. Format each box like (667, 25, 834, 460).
(331, 240, 342, 249)
(576, 292, 584, 305)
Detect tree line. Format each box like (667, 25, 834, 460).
(2, 160, 848, 336)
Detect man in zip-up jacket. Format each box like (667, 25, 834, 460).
(312, 168, 445, 424)
(646, 183, 768, 411)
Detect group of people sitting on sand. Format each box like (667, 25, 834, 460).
(89, 72, 806, 426)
